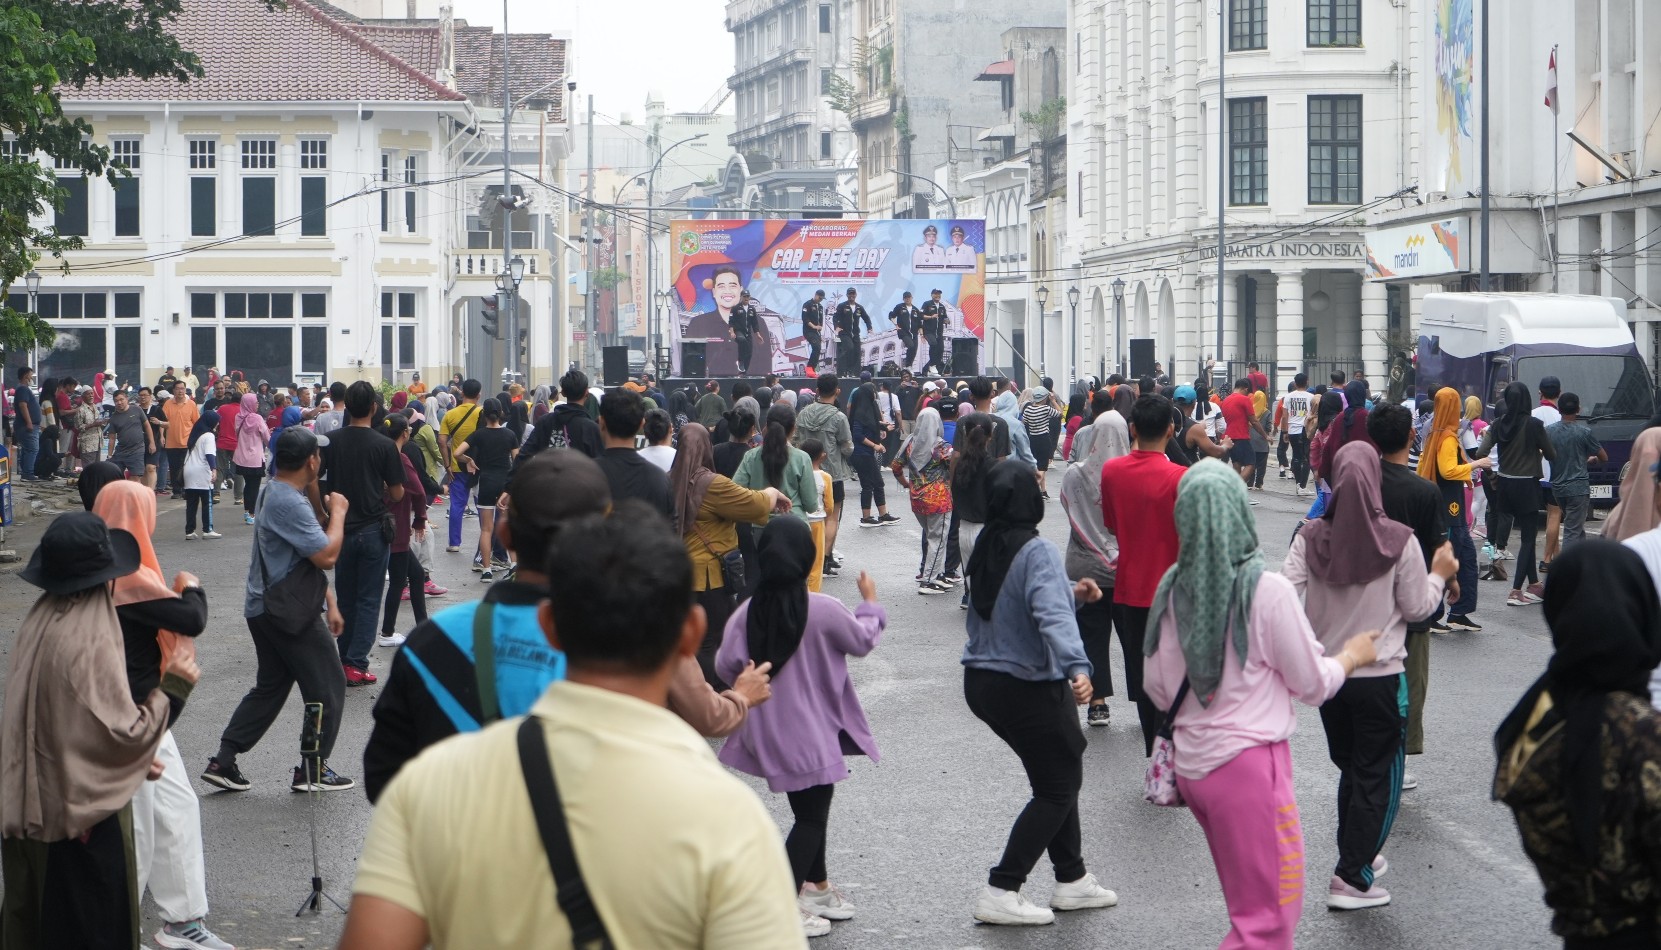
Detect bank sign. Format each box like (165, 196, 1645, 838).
(1364, 217, 1468, 281)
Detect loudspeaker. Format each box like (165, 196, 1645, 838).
(1129, 339, 1156, 379)
(950, 337, 980, 376)
(680, 342, 707, 379)
(602, 346, 629, 386)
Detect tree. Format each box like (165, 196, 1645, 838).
(0, 1, 262, 354)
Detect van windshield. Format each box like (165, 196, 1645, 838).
(1515, 355, 1655, 420)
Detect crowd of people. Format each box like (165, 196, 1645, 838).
(6, 354, 1661, 950)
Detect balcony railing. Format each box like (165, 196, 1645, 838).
(452, 251, 545, 279)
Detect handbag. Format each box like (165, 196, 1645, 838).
(1143, 677, 1191, 808)
(517, 717, 616, 950)
(690, 522, 746, 597)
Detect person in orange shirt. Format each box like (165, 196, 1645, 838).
(161, 382, 200, 496)
(407, 373, 427, 396)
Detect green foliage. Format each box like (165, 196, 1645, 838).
(1020, 96, 1068, 140)
(826, 73, 859, 115)
(590, 266, 627, 291)
(0, 1, 280, 354)
(895, 104, 913, 142)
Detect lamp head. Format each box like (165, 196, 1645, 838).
(25, 270, 41, 296)
(1035, 284, 1049, 309)
(509, 256, 527, 284)
(1111, 277, 1126, 302)
(1066, 286, 1080, 308)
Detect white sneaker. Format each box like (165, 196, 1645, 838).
(1400, 773, 1419, 791)
(1049, 873, 1119, 911)
(377, 633, 407, 648)
(1327, 874, 1391, 910)
(973, 885, 1055, 925)
(799, 883, 855, 920)
(800, 908, 831, 938)
(201, 530, 222, 539)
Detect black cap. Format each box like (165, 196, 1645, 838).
(273, 426, 329, 469)
(20, 512, 141, 595)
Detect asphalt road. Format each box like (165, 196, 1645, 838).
(0, 463, 1567, 950)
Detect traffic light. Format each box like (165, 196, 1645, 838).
(480, 294, 500, 339)
(516, 328, 530, 370)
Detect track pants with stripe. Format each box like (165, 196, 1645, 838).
(1319, 673, 1407, 891)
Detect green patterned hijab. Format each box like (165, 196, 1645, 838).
(1144, 459, 1265, 707)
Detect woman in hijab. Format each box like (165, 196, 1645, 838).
(1143, 460, 1379, 949)
(79, 460, 125, 512)
(900, 407, 955, 593)
(1418, 387, 1490, 628)
(181, 411, 220, 540)
(1305, 389, 1347, 518)
(1283, 441, 1457, 911)
(1061, 412, 1129, 726)
(1462, 394, 1490, 540)
(667, 387, 694, 434)
(961, 460, 1118, 926)
(992, 390, 1036, 465)
(92, 481, 230, 949)
(716, 516, 884, 940)
(529, 384, 551, 423)
(670, 422, 788, 687)
(1475, 381, 1556, 605)
(775, 387, 799, 411)
(1605, 427, 1661, 542)
(1062, 388, 1088, 460)
(1493, 540, 1661, 949)
(1313, 379, 1378, 486)
(847, 383, 894, 527)
(1248, 389, 1272, 490)
(1, 512, 201, 949)
(232, 392, 269, 525)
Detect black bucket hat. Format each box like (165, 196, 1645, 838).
(20, 512, 141, 595)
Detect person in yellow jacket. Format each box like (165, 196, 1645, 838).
(1417, 387, 1491, 627)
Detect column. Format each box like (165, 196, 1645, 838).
(1360, 277, 1389, 383)
(1275, 269, 1305, 378)
(1220, 272, 1239, 361)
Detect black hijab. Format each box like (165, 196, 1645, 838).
(1494, 540, 1661, 860)
(1490, 381, 1534, 444)
(1341, 380, 1368, 436)
(848, 383, 881, 432)
(746, 516, 818, 675)
(966, 460, 1045, 620)
(78, 461, 124, 511)
(1315, 390, 1344, 433)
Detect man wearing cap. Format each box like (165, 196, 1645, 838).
(889, 292, 920, 371)
(203, 426, 352, 793)
(920, 289, 949, 375)
(944, 225, 977, 270)
(1534, 375, 1563, 572)
(729, 291, 763, 377)
(1168, 385, 1232, 467)
(801, 290, 827, 371)
(833, 287, 871, 375)
(912, 224, 945, 269)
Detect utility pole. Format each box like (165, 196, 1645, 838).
(1479, 0, 1490, 292)
(584, 93, 596, 366)
(1216, 0, 1226, 369)
(500, 0, 516, 382)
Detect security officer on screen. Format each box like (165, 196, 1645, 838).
(833, 287, 871, 375)
(889, 292, 920, 371)
(730, 291, 762, 373)
(801, 289, 827, 370)
(920, 288, 949, 375)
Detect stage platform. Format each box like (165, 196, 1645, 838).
(653, 373, 1001, 398)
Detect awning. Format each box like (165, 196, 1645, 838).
(975, 60, 1014, 81)
(977, 123, 1015, 142)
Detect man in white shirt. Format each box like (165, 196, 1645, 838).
(943, 225, 977, 270)
(1281, 373, 1314, 493)
(911, 225, 945, 270)
(1533, 375, 1563, 568)
(341, 509, 805, 950)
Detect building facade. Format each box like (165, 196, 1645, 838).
(1069, 0, 1407, 385)
(23, 0, 570, 391)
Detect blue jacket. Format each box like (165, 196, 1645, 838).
(961, 539, 1090, 682)
(362, 581, 565, 801)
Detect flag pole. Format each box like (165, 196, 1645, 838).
(1550, 44, 1560, 293)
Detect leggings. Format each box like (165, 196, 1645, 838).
(1497, 477, 1540, 589)
(850, 452, 886, 509)
(1483, 474, 1513, 550)
(1077, 598, 1115, 701)
(381, 549, 427, 636)
(238, 464, 264, 512)
(785, 784, 835, 886)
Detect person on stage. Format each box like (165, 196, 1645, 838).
(920, 289, 949, 375)
(683, 266, 774, 377)
(801, 290, 827, 371)
(833, 288, 871, 376)
(944, 225, 977, 271)
(911, 225, 946, 270)
(889, 292, 920, 372)
(731, 291, 763, 377)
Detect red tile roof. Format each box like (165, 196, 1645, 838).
(353, 24, 443, 79)
(454, 26, 567, 123)
(65, 0, 465, 103)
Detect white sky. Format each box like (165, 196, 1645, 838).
(451, 0, 735, 119)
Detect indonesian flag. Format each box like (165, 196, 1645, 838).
(1544, 47, 1559, 115)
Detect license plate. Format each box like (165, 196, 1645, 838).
(1591, 485, 1612, 499)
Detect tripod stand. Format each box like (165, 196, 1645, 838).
(294, 702, 346, 916)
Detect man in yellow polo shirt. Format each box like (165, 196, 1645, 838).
(340, 508, 805, 950)
(438, 379, 483, 553)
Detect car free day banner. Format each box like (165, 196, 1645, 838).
(668, 218, 986, 377)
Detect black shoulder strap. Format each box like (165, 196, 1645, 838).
(517, 717, 615, 950)
(1156, 678, 1191, 741)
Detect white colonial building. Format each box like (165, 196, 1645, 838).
(20, 0, 571, 391)
(1068, 0, 1408, 385)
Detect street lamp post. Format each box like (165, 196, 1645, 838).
(1111, 277, 1126, 377)
(885, 167, 955, 218)
(1065, 285, 1080, 385)
(24, 270, 40, 374)
(497, 257, 525, 386)
(644, 132, 708, 374)
(655, 289, 671, 378)
(1034, 285, 1049, 384)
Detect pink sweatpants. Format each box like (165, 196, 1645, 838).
(1175, 740, 1304, 950)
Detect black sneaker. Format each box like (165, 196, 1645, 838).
(917, 580, 949, 595)
(859, 516, 880, 528)
(939, 572, 962, 586)
(823, 561, 841, 577)
(291, 762, 355, 793)
(877, 513, 902, 526)
(1086, 704, 1111, 727)
(1427, 620, 1452, 633)
(1446, 614, 1483, 631)
(201, 757, 250, 792)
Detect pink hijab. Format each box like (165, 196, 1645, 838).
(1300, 441, 1414, 586)
(1605, 428, 1661, 542)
